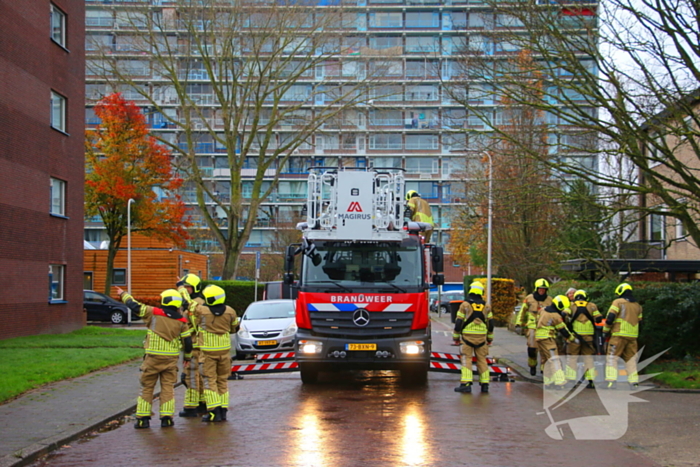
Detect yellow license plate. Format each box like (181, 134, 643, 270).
(346, 343, 377, 351)
(257, 340, 278, 346)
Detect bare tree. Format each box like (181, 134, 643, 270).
(87, 0, 385, 279)
(447, 0, 700, 254)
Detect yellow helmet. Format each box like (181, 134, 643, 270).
(161, 289, 184, 308)
(203, 284, 226, 306)
(180, 273, 202, 294)
(468, 281, 484, 296)
(574, 289, 587, 301)
(552, 295, 570, 312)
(615, 282, 632, 296)
(405, 190, 418, 201)
(534, 278, 550, 289)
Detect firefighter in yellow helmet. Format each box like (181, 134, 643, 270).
(536, 295, 576, 389)
(565, 289, 603, 389)
(176, 273, 206, 417)
(604, 282, 643, 390)
(115, 286, 192, 429)
(190, 284, 239, 422)
(453, 281, 494, 393)
(405, 190, 435, 243)
(516, 278, 553, 376)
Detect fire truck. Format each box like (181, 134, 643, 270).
(284, 167, 444, 385)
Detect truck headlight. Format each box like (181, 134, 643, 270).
(237, 327, 251, 339)
(299, 340, 323, 354)
(399, 341, 425, 355)
(281, 323, 298, 337)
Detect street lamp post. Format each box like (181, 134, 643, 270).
(127, 198, 135, 325)
(484, 152, 493, 307)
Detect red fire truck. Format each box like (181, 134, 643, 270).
(284, 168, 444, 385)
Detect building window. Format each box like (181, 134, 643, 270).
(50, 178, 66, 216)
(50, 4, 66, 47)
(51, 91, 66, 132)
(112, 268, 127, 286)
(649, 212, 665, 242)
(49, 264, 65, 301)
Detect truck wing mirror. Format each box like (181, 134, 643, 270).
(285, 245, 297, 274)
(431, 246, 444, 273)
(432, 273, 445, 286)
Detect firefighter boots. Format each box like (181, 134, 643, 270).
(480, 383, 489, 393)
(530, 366, 537, 376)
(605, 381, 617, 390)
(454, 383, 472, 393)
(160, 416, 174, 428)
(202, 407, 223, 423)
(221, 408, 228, 421)
(586, 380, 595, 389)
(134, 417, 151, 429)
(197, 401, 208, 414)
(179, 408, 199, 418)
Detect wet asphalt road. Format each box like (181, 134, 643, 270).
(27, 330, 690, 466)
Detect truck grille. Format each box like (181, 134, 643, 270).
(309, 311, 413, 338)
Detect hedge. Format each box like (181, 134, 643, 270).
(548, 280, 700, 359)
(463, 277, 518, 326)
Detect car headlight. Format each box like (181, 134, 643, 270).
(281, 323, 298, 337)
(399, 340, 425, 355)
(237, 327, 251, 339)
(298, 340, 323, 354)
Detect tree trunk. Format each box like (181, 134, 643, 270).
(104, 243, 118, 295)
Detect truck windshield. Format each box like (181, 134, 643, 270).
(302, 241, 422, 288)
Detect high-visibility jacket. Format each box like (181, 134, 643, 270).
(192, 303, 239, 352)
(178, 285, 205, 350)
(407, 196, 434, 226)
(518, 293, 553, 330)
(121, 292, 192, 357)
(604, 298, 643, 338)
(568, 300, 602, 336)
(535, 308, 570, 341)
(453, 299, 494, 344)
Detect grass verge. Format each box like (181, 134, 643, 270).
(0, 326, 147, 403)
(646, 358, 700, 390)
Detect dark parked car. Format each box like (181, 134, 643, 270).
(84, 290, 137, 324)
(430, 290, 465, 314)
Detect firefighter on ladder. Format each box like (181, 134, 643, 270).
(604, 282, 643, 390)
(453, 281, 494, 394)
(404, 190, 434, 243)
(517, 278, 553, 376)
(176, 273, 207, 417)
(190, 285, 239, 422)
(564, 289, 603, 388)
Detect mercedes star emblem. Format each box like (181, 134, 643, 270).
(352, 308, 370, 327)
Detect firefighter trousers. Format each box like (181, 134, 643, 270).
(199, 350, 231, 410)
(537, 338, 565, 386)
(606, 336, 639, 384)
(459, 336, 489, 384)
(526, 328, 538, 368)
(566, 336, 596, 381)
(183, 348, 203, 409)
(136, 354, 178, 418)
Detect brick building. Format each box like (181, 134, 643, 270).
(0, 1, 85, 339)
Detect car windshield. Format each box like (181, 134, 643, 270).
(243, 302, 295, 320)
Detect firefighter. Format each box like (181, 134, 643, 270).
(604, 282, 643, 390)
(516, 278, 553, 376)
(405, 190, 434, 243)
(565, 289, 603, 389)
(115, 286, 192, 429)
(536, 295, 576, 389)
(453, 281, 495, 394)
(176, 273, 206, 417)
(190, 285, 239, 422)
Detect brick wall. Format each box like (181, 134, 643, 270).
(0, 0, 85, 339)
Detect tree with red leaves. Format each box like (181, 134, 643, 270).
(86, 93, 190, 295)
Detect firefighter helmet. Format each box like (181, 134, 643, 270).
(405, 190, 418, 201)
(615, 282, 633, 296)
(203, 285, 226, 306)
(469, 281, 485, 296)
(179, 273, 202, 294)
(161, 289, 184, 308)
(534, 278, 550, 289)
(574, 289, 587, 301)
(552, 295, 570, 312)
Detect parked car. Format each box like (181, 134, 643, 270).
(84, 290, 137, 324)
(429, 290, 465, 314)
(235, 299, 297, 358)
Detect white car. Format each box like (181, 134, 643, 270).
(235, 299, 297, 358)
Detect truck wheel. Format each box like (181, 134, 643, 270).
(299, 364, 319, 384)
(401, 366, 428, 386)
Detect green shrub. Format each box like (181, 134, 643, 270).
(201, 280, 263, 315)
(463, 277, 517, 326)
